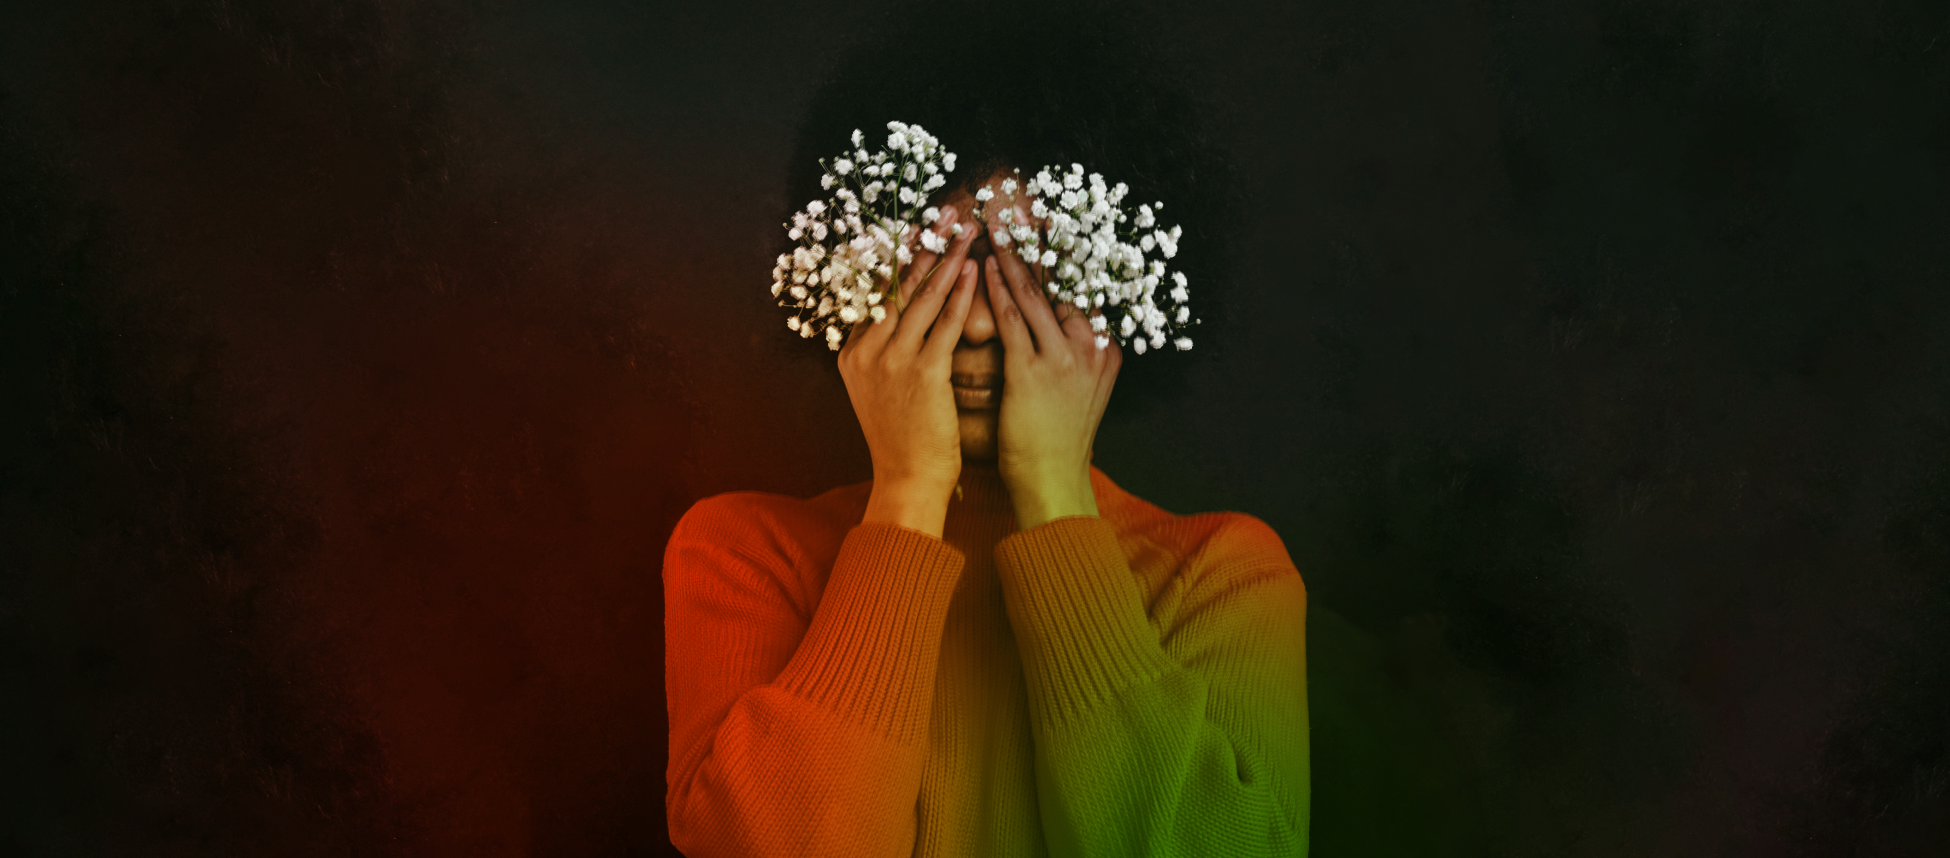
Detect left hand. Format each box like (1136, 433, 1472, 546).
(984, 240, 1122, 531)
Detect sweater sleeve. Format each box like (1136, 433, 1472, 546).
(993, 514, 1310, 858)
(664, 495, 966, 858)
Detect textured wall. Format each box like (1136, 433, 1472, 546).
(3, 1, 1947, 855)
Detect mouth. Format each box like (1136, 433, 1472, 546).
(952, 372, 1002, 410)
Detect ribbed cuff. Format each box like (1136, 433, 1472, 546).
(994, 516, 1173, 724)
(775, 522, 965, 743)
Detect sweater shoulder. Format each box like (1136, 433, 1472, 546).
(665, 483, 871, 595)
(1103, 495, 1303, 596)
(672, 483, 867, 539)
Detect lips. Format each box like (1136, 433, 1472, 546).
(952, 372, 1002, 410)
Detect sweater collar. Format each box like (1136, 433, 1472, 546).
(951, 463, 1015, 524)
(949, 462, 1124, 526)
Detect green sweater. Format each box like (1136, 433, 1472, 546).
(664, 463, 1309, 857)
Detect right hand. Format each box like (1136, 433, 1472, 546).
(838, 205, 981, 537)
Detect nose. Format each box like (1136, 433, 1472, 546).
(960, 265, 999, 346)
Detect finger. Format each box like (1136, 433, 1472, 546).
(896, 205, 961, 308)
(893, 212, 979, 351)
(841, 315, 866, 357)
(1090, 332, 1122, 417)
(1072, 330, 1119, 444)
(842, 288, 899, 359)
(922, 259, 980, 362)
(1060, 300, 1095, 345)
(992, 231, 1065, 349)
(986, 257, 1037, 357)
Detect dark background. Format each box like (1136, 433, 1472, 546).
(4, 0, 1948, 855)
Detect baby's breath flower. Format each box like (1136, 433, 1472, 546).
(773, 121, 957, 345)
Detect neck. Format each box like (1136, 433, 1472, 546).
(952, 462, 1013, 517)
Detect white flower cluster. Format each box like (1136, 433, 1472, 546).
(974, 165, 1195, 353)
(771, 121, 956, 350)
(769, 125, 1197, 355)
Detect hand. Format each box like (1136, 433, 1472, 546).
(984, 240, 1122, 531)
(839, 206, 982, 538)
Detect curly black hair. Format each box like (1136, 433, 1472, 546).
(786, 0, 1239, 417)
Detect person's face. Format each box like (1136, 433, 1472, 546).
(932, 168, 1019, 463)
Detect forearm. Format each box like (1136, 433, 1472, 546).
(667, 521, 965, 857)
(1027, 671, 1308, 857)
(995, 517, 1310, 857)
(670, 688, 930, 858)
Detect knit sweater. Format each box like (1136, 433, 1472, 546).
(663, 463, 1310, 857)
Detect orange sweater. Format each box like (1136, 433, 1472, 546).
(663, 464, 1309, 857)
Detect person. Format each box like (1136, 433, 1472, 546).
(662, 5, 1308, 856)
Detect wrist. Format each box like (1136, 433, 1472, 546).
(1005, 466, 1098, 531)
(863, 478, 955, 539)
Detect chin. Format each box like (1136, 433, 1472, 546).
(958, 410, 1000, 463)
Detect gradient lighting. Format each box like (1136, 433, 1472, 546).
(665, 465, 1309, 856)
